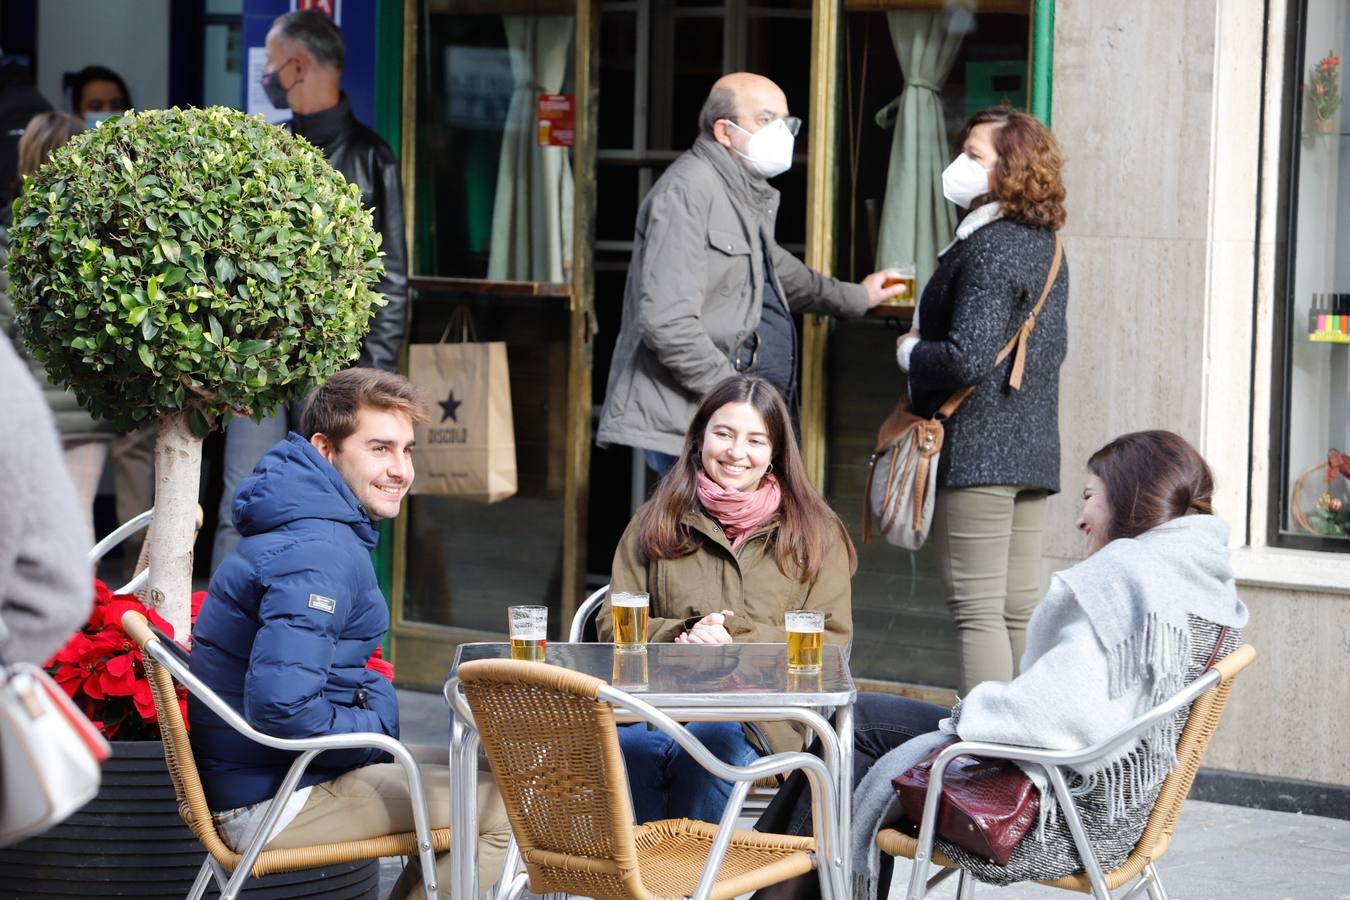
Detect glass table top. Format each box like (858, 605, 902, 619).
(450, 642, 855, 706)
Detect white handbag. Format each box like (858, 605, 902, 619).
(0, 656, 111, 847)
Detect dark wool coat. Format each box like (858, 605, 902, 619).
(908, 218, 1069, 492)
(189, 434, 397, 811)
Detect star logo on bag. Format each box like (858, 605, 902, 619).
(439, 390, 463, 423)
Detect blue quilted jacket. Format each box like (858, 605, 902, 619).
(189, 433, 398, 811)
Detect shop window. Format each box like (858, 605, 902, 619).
(824, 2, 1031, 687)
(1273, 0, 1350, 551)
(411, 2, 576, 282)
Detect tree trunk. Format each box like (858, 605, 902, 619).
(146, 411, 203, 639)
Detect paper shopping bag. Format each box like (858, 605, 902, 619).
(408, 337, 518, 503)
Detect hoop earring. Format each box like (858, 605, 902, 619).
(766, 462, 774, 474)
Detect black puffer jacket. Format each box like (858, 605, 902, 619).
(908, 217, 1068, 492)
(290, 95, 407, 372)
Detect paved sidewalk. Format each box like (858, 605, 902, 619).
(391, 688, 1350, 900)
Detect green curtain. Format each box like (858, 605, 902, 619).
(873, 12, 964, 295)
(486, 16, 575, 283)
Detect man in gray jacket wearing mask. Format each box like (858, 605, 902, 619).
(598, 72, 901, 474)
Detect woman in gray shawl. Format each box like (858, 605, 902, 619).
(755, 430, 1249, 898)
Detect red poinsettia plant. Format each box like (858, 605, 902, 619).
(44, 578, 205, 740)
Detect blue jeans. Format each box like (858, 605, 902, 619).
(618, 721, 760, 824)
(643, 449, 679, 477)
(211, 400, 307, 573)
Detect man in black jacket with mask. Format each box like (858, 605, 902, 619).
(212, 9, 409, 570)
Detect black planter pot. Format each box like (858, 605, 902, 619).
(0, 741, 378, 899)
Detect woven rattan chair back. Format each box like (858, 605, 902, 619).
(133, 623, 254, 871)
(459, 659, 649, 898)
(1038, 642, 1257, 892)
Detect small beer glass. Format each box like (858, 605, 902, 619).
(881, 263, 917, 306)
(610, 591, 650, 653)
(507, 605, 548, 661)
(785, 610, 824, 673)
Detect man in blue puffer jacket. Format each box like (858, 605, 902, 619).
(190, 368, 509, 897)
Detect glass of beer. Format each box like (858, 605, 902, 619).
(785, 610, 824, 673)
(881, 263, 917, 306)
(507, 605, 548, 661)
(611, 592, 650, 652)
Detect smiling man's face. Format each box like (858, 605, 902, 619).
(311, 405, 416, 520)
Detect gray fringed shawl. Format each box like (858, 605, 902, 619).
(851, 514, 1249, 894)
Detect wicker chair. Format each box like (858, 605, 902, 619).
(122, 611, 450, 900)
(877, 644, 1257, 900)
(454, 658, 843, 900)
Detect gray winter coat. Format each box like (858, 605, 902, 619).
(908, 218, 1068, 492)
(597, 137, 869, 455)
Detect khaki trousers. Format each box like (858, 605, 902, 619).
(111, 423, 157, 580)
(263, 746, 510, 898)
(930, 485, 1048, 693)
(61, 438, 109, 534)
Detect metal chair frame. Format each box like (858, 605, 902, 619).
(568, 582, 611, 642)
(89, 508, 154, 595)
(450, 659, 845, 900)
(890, 645, 1256, 900)
(123, 612, 444, 900)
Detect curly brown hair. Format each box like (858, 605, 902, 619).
(956, 108, 1066, 231)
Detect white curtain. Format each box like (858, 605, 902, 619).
(873, 11, 965, 293)
(487, 16, 575, 283)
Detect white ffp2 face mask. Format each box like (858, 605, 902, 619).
(942, 152, 994, 208)
(726, 119, 795, 179)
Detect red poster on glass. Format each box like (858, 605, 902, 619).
(537, 94, 575, 147)
(295, 0, 338, 19)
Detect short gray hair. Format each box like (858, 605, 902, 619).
(273, 10, 345, 71)
(698, 87, 737, 137)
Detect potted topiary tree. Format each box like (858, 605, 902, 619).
(3, 106, 387, 898)
(7, 106, 384, 638)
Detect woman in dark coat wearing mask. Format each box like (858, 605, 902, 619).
(895, 108, 1069, 693)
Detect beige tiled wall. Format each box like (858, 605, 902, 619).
(1049, 0, 1350, 787)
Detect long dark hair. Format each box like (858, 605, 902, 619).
(635, 375, 856, 581)
(1087, 430, 1214, 543)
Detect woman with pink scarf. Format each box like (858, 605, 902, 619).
(597, 374, 857, 825)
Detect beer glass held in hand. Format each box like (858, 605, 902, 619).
(881, 263, 917, 306)
(611, 591, 650, 652)
(785, 610, 824, 673)
(508, 605, 548, 661)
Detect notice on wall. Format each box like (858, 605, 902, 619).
(537, 94, 575, 147)
(294, 0, 342, 20)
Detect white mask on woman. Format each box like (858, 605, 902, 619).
(726, 118, 795, 179)
(942, 152, 995, 208)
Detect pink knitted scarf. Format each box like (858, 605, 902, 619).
(695, 470, 782, 548)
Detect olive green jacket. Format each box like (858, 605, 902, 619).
(598, 504, 853, 753)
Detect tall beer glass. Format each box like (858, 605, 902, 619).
(611, 591, 650, 652)
(508, 605, 548, 661)
(785, 610, 824, 673)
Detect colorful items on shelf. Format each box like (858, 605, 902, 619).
(1308, 293, 1350, 343)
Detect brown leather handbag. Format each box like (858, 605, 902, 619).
(891, 740, 1038, 865)
(864, 235, 1064, 550)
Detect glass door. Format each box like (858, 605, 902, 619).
(391, 0, 597, 687)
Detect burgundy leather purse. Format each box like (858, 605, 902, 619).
(892, 740, 1038, 865)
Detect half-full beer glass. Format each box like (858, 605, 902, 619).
(785, 610, 824, 673)
(610, 591, 650, 652)
(508, 605, 548, 661)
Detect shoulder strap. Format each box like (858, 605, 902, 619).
(997, 233, 1063, 391)
(1203, 626, 1231, 671)
(926, 233, 1063, 421)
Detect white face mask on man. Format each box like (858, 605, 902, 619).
(941, 152, 995, 208)
(725, 118, 795, 179)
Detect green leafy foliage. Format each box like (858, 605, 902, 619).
(6, 107, 384, 432)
